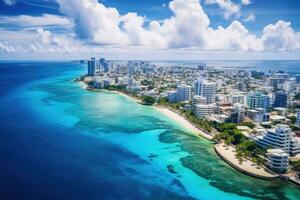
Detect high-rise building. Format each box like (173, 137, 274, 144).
(192, 95, 206, 106)
(87, 57, 96, 76)
(99, 58, 108, 72)
(269, 77, 285, 91)
(194, 104, 214, 118)
(247, 91, 271, 110)
(192, 95, 206, 112)
(194, 79, 216, 103)
(194, 79, 203, 96)
(198, 65, 206, 71)
(227, 103, 245, 123)
(176, 85, 192, 102)
(127, 62, 135, 76)
(167, 91, 178, 103)
(273, 91, 288, 108)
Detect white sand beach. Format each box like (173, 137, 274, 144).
(215, 143, 278, 179)
(155, 106, 214, 141)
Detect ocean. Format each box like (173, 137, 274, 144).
(152, 60, 300, 74)
(0, 61, 299, 200)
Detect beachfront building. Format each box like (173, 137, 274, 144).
(176, 85, 192, 102)
(167, 91, 178, 103)
(194, 104, 214, 118)
(254, 125, 292, 154)
(290, 137, 300, 156)
(194, 79, 216, 104)
(192, 95, 206, 106)
(247, 91, 271, 110)
(87, 57, 96, 76)
(273, 91, 288, 108)
(266, 149, 289, 173)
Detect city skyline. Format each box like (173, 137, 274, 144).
(0, 0, 300, 60)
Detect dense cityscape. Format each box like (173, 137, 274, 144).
(80, 57, 300, 185)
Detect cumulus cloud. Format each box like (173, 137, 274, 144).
(1, 0, 300, 57)
(54, 0, 300, 52)
(56, 0, 128, 45)
(262, 20, 300, 51)
(161, 0, 210, 48)
(205, 0, 241, 19)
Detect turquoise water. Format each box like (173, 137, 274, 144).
(1, 62, 299, 200)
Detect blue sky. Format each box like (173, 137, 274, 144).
(0, 0, 300, 60)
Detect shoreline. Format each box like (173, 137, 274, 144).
(81, 80, 214, 141)
(77, 80, 297, 183)
(109, 90, 141, 103)
(215, 143, 278, 180)
(154, 105, 214, 141)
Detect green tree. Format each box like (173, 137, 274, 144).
(141, 96, 156, 105)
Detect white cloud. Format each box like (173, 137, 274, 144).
(241, 0, 251, 5)
(206, 20, 263, 51)
(243, 13, 255, 22)
(121, 13, 167, 47)
(0, 14, 73, 28)
(205, 0, 241, 19)
(262, 20, 300, 51)
(161, 0, 210, 48)
(1, 0, 300, 59)
(2, 0, 16, 6)
(0, 42, 16, 53)
(37, 28, 54, 45)
(56, 0, 128, 45)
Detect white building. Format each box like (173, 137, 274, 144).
(266, 149, 289, 173)
(290, 136, 300, 156)
(194, 104, 214, 118)
(192, 95, 206, 106)
(224, 92, 247, 105)
(194, 79, 216, 104)
(282, 80, 294, 92)
(176, 85, 192, 102)
(255, 125, 292, 154)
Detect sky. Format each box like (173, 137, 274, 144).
(0, 0, 300, 60)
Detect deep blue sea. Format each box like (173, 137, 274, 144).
(0, 61, 299, 200)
